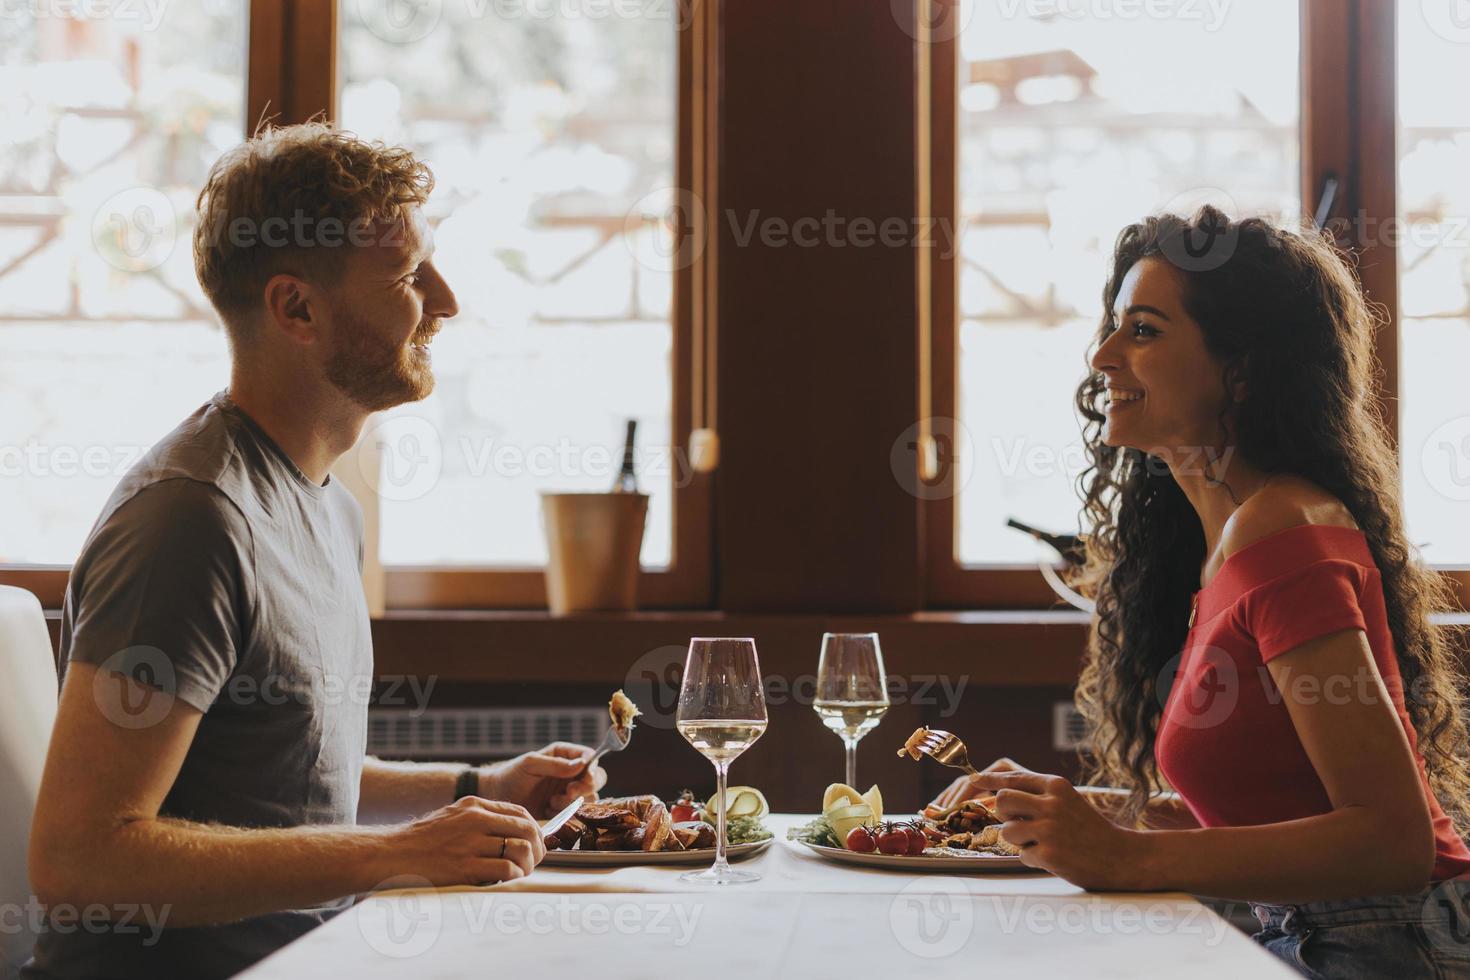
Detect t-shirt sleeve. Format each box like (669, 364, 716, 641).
(1237, 558, 1369, 662)
(64, 478, 253, 713)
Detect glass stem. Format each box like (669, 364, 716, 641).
(713, 760, 730, 873)
(845, 737, 858, 788)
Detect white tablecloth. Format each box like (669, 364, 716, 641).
(240, 815, 1297, 978)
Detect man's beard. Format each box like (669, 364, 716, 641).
(325, 311, 439, 412)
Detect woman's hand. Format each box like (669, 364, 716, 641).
(928, 756, 1033, 811)
(967, 770, 1151, 890)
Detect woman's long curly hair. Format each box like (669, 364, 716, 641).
(1073, 205, 1470, 833)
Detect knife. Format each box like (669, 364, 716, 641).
(540, 796, 585, 841)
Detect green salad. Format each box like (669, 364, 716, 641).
(785, 814, 841, 849)
(723, 814, 774, 845)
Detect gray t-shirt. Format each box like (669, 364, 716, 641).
(26, 392, 372, 980)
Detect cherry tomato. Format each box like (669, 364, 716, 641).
(846, 826, 876, 852)
(669, 790, 700, 824)
(905, 827, 928, 855)
(876, 827, 908, 855)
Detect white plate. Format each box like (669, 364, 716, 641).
(793, 840, 1040, 873)
(540, 837, 774, 867)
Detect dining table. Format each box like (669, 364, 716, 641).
(239, 814, 1298, 978)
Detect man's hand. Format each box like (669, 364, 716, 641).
(384, 797, 546, 886)
(480, 742, 606, 818)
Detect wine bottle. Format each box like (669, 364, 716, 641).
(614, 419, 638, 493)
(1006, 517, 1086, 566)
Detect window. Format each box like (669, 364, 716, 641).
(0, 5, 244, 564)
(1398, 3, 1470, 566)
(948, 0, 1301, 567)
(0, 2, 711, 611)
(338, 2, 680, 571)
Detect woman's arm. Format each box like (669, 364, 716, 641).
(931, 763, 1201, 830)
(1130, 625, 1435, 900)
(1077, 786, 1200, 831)
(970, 627, 1436, 902)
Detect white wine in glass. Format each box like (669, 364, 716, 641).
(814, 632, 889, 787)
(676, 637, 767, 884)
(813, 700, 888, 741)
(675, 720, 768, 762)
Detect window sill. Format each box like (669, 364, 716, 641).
(369, 609, 1093, 685)
(35, 605, 1467, 688)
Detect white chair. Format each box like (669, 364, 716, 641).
(0, 587, 58, 980)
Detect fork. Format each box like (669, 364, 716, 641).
(576, 721, 634, 777)
(901, 727, 979, 775)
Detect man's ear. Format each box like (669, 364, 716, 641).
(262, 274, 321, 345)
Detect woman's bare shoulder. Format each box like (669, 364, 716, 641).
(1220, 475, 1358, 560)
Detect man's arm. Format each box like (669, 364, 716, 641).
(359, 757, 469, 824)
(30, 664, 545, 928)
(359, 746, 608, 824)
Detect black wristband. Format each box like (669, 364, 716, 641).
(453, 767, 479, 802)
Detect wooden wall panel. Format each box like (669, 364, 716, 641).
(247, 0, 337, 131)
(715, 0, 923, 612)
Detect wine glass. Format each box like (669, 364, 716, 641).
(675, 637, 768, 884)
(814, 632, 889, 787)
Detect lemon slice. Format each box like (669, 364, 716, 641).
(862, 785, 883, 824)
(706, 786, 769, 820)
(822, 783, 863, 813)
(827, 804, 876, 842)
(822, 783, 884, 845)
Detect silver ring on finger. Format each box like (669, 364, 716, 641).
(498, 837, 508, 858)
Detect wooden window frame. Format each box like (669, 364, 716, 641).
(917, 0, 1056, 609)
(1, 0, 714, 612)
(377, 0, 716, 610)
(920, 0, 1469, 610)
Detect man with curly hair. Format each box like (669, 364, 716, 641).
(24, 123, 606, 979)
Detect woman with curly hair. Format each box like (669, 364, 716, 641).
(933, 206, 1470, 978)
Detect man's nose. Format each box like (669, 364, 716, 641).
(422, 263, 458, 320)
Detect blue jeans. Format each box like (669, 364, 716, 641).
(1251, 877, 1470, 978)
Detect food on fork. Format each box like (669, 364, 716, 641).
(896, 726, 977, 773)
(898, 726, 931, 761)
(608, 689, 641, 739)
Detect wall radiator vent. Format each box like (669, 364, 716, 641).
(1051, 701, 1092, 753)
(368, 706, 609, 760)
